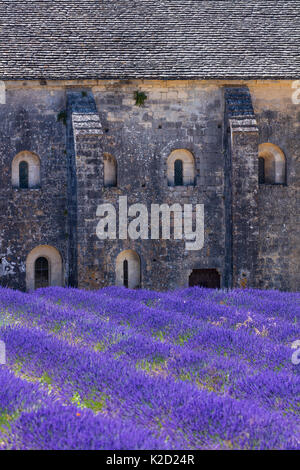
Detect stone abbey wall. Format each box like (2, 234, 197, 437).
(71, 81, 225, 291)
(251, 82, 300, 292)
(0, 86, 67, 290)
(0, 79, 299, 291)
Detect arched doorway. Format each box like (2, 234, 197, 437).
(26, 245, 63, 290)
(189, 269, 220, 288)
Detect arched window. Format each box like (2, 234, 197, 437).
(19, 161, 29, 189)
(258, 143, 286, 185)
(167, 149, 195, 187)
(104, 154, 117, 187)
(12, 151, 41, 189)
(34, 257, 49, 289)
(116, 250, 141, 289)
(26, 245, 63, 291)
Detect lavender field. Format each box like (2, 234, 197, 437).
(0, 286, 299, 450)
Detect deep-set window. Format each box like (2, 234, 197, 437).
(167, 149, 195, 187)
(258, 143, 286, 185)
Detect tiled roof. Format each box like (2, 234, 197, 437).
(0, 0, 299, 80)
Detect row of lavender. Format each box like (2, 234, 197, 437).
(0, 368, 165, 450)
(0, 286, 299, 449)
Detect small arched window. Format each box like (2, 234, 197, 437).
(174, 159, 183, 186)
(258, 143, 286, 185)
(19, 161, 29, 189)
(12, 151, 41, 189)
(104, 154, 117, 187)
(167, 149, 195, 187)
(116, 250, 141, 289)
(34, 257, 49, 289)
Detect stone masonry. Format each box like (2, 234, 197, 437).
(0, 79, 299, 291)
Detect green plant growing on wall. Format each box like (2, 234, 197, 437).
(57, 110, 67, 126)
(134, 90, 147, 107)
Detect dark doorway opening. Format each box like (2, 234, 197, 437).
(35, 257, 49, 289)
(189, 269, 220, 288)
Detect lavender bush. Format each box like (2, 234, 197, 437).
(0, 286, 299, 450)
